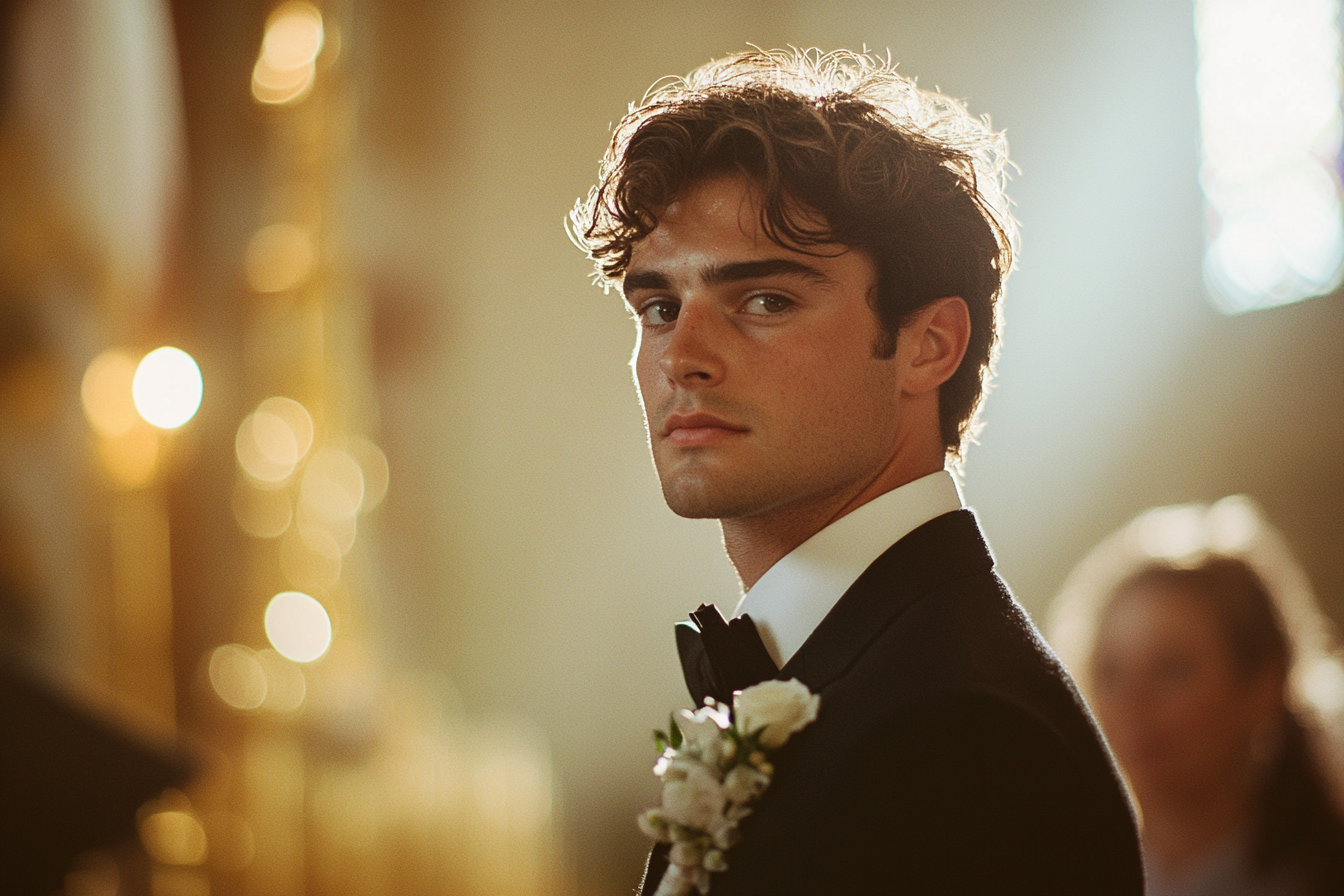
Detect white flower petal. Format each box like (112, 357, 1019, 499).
(662, 761, 728, 830)
(733, 679, 820, 750)
(703, 848, 729, 873)
(722, 765, 770, 804)
(670, 839, 707, 868)
(638, 809, 672, 842)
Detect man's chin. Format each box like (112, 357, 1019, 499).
(659, 478, 763, 520)
(660, 488, 726, 519)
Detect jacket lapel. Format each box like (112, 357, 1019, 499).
(779, 509, 994, 690)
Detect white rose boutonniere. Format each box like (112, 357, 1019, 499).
(734, 678, 821, 750)
(638, 679, 820, 896)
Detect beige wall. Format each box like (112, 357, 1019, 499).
(344, 3, 1343, 891)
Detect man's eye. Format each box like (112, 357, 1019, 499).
(639, 301, 679, 326)
(743, 294, 793, 315)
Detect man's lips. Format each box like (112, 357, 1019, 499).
(660, 412, 748, 447)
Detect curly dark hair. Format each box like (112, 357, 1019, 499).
(570, 48, 1018, 460)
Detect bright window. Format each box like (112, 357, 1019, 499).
(1195, 0, 1344, 313)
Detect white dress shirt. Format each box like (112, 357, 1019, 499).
(731, 469, 964, 669)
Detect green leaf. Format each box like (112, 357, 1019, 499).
(654, 730, 668, 753)
(669, 714, 683, 750)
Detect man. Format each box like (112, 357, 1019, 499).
(571, 49, 1144, 895)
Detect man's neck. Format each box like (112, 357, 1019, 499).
(721, 457, 946, 589)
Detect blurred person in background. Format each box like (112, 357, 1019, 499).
(1050, 496, 1344, 896)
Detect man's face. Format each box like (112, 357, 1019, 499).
(623, 174, 907, 523)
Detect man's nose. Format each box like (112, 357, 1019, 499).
(658, 303, 725, 387)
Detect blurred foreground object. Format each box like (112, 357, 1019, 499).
(1050, 496, 1344, 895)
(0, 655, 191, 894)
(2, 0, 197, 888)
(2, 0, 564, 890)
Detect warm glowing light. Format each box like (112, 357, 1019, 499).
(139, 810, 208, 866)
(257, 647, 307, 711)
(244, 223, 315, 293)
(298, 506, 356, 556)
(259, 395, 314, 454)
(280, 527, 341, 590)
(295, 447, 363, 556)
(252, 56, 315, 104)
(232, 477, 293, 538)
(262, 2, 323, 71)
(81, 350, 140, 437)
(235, 397, 314, 485)
(349, 437, 390, 511)
(265, 591, 332, 662)
(209, 644, 268, 710)
(96, 424, 161, 489)
(300, 448, 364, 519)
(133, 347, 203, 429)
(1196, 0, 1344, 312)
(252, 2, 323, 105)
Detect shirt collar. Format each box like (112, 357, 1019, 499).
(732, 469, 964, 669)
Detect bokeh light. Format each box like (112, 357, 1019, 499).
(1196, 0, 1344, 312)
(297, 447, 364, 556)
(280, 526, 342, 590)
(139, 810, 208, 866)
(132, 347, 203, 429)
(301, 448, 364, 520)
(235, 396, 314, 485)
(252, 57, 314, 104)
(244, 223, 315, 293)
(265, 591, 332, 663)
(256, 647, 307, 711)
(262, 2, 323, 70)
(232, 476, 293, 538)
(298, 506, 356, 556)
(349, 436, 390, 512)
(81, 349, 139, 437)
(252, 2, 323, 105)
(209, 644, 268, 710)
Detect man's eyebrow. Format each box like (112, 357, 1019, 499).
(703, 258, 836, 287)
(622, 258, 835, 299)
(622, 270, 672, 298)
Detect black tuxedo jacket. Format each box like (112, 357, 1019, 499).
(641, 509, 1144, 895)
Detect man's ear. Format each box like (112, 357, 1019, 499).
(898, 295, 971, 396)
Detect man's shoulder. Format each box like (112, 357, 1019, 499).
(769, 509, 1143, 880)
(822, 514, 1111, 773)
(806, 561, 1109, 781)
(716, 517, 1145, 895)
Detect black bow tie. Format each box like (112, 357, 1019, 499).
(675, 604, 779, 707)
